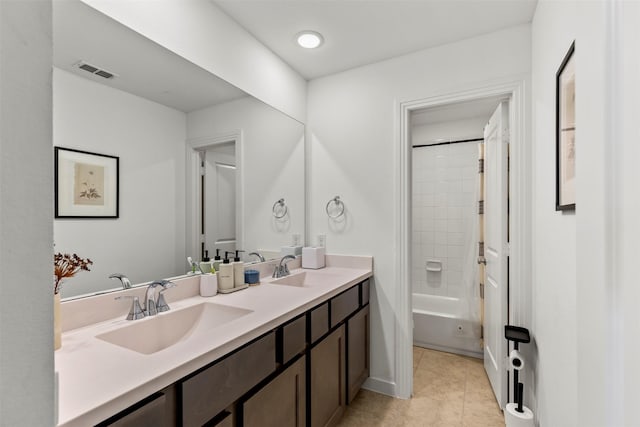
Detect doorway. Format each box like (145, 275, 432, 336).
(186, 132, 244, 266)
(409, 96, 508, 408)
(395, 79, 531, 407)
(200, 142, 236, 260)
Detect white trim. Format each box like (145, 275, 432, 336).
(605, 1, 623, 424)
(395, 77, 531, 399)
(186, 131, 244, 261)
(362, 377, 397, 397)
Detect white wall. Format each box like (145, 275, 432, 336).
(615, 4, 640, 425)
(307, 24, 531, 394)
(53, 68, 187, 298)
(82, 0, 307, 123)
(531, 1, 626, 425)
(530, 2, 578, 424)
(187, 97, 305, 256)
(0, 1, 54, 425)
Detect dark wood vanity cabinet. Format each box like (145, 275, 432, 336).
(96, 386, 177, 427)
(310, 325, 346, 427)
(181, 332, 276, 427)
(347, 305, 370, 404)
(96, 279, 370, 427)
(242, 357, 306, 427)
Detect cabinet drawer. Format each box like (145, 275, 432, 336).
(361, 280, 370, 306)
(99, 392, 167, 427)
(310, 302, 329, 344)
(281, 314, 306, 364)
(181, 332, 276, 427)
(330, 286, 359, 328)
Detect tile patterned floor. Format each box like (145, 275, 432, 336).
(337, 346, 505, 427)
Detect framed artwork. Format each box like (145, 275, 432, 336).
(556, 41, 576, 211)
(55, 147, 119, 218)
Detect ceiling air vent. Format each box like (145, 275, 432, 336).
(75, 61, 117, 80)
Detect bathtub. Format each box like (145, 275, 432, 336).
(412, 293, 483, 358)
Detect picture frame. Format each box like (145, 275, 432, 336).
(556, 41, 576, 211)
(55, 147, 119, 218)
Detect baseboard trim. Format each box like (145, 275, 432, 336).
(361, 377, 399, 398)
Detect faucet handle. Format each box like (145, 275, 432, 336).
(115, 295, 145, 320)
(156, 281, 176, 313)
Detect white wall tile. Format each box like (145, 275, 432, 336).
(447, 245, 464, 258)
(448, 232, 464, 245)
(412, 141, 480, 299)
(435, 231, 448, 245)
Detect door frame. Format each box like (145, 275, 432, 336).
(394, 78, 531, 399)
(186, 131, 244, 263)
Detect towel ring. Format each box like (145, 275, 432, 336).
(272, 198, 288, 219)
(326, 196, 345, 219)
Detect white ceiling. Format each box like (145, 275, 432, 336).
(53, 1, 537, 113)
(213, 0, 538, 80)
(53, 1, 247, 113)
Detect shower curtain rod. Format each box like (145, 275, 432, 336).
(413, 137, 484, 148)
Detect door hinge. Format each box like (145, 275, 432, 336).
(479, 282, 485, 299)
(504, 243, 510, 256)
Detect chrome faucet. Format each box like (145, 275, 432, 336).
(109, 273, 132, 289)
(143, 280, 176, 316)
(115, 295, 145, 320)
(273, 255, 296, 278)
(248, 251, 265, 262)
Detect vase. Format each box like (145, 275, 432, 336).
(54, 293, 61, 350)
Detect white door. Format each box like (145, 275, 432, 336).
(483, 101, 509, 408)
(203, 145, 236, 260)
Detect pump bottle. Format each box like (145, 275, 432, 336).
(217, 251, 234, 291)
(233, 250, 245, 287)
(212, 249, 223, 272)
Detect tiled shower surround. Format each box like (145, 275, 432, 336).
(411, 142, 479, 298)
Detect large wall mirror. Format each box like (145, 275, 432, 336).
(53, 1, 305, 299)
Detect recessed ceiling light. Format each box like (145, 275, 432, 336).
(296, 31, 324, 49)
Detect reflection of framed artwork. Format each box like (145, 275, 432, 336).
(556, 41, 576, 211)
(55, 147, 119, 218)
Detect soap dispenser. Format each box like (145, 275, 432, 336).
(233, 250, 245, 287)
(212, 249, 223, 272)
(200, 250, 213, 274)
(217, 252, 234, 291)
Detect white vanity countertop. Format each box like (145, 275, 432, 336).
(55, 257, 372, 427)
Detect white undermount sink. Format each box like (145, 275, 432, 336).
(271, 271, 333, 288)
(96, 302, 252, 354)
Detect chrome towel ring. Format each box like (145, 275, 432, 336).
(326, 196, 345, 219)
(272, 198, 288, 219)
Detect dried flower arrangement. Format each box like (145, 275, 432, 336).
(54, 253, 93, 295)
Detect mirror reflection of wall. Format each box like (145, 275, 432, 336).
(53, 1, 305, 300)
(187, 96, 305, 265)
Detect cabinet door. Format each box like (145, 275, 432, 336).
(243, 357, 306, 427)
(310, 325, 345, 427)
(347, 305, 370, 403)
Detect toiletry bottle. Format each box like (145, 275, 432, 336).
(217, 252, 234, 291)
(212, 249, 223, 272)
(233, 250, 245, 287)
(200, 250, 212, 274)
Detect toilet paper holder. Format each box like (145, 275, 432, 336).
(505, 325, 531, 417)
